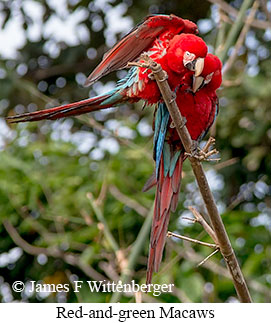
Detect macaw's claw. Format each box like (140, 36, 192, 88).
(148, 72, 155, 80)
(185, 137, 220, 162)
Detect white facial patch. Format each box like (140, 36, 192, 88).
(183, 51, 196, 66)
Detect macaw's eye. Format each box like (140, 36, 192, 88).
(183, 51, 197, 70)
(184, 51, 193, 58)
(183, 51, 196, 63)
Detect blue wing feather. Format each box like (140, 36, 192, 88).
(101, 67, 139, 106)
(169, 150, 181, 177)
(154, 103, 170, 178)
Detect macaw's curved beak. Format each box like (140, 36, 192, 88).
(184, 57, 205, 76)
(194, 57, 205, 77)
(192, 75, 204, 93)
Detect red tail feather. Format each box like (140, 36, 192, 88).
(142, 172, 157, 192)
(6, 93, 117, 123)
(146, 152, 184, 284)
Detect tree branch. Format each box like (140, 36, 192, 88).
(169, 241, 270, 299)
(217, 0, 254, 64)
(3, 219, 107, 282)
(197, 248, 220, 267)
(139, 57, 252, 303)
(110, 203, 154, 302)
(260, 0, 271, 22)
(207, 0, 271, 30)
(109, 185, 149, 217)
(87, 192, 120, 253)
(188, 206, 219, 245)
(223, 0, 260, 74)
(78, 116, 153, 160)
(167, 231, 218, 249)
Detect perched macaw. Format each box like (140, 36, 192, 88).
(145, 53, 222, 284)
(5, 14, 216, 284)
(6, 14, 206, 123)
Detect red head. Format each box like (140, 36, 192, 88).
(166, 33, 208, 76)
(193, 53, 222, 92)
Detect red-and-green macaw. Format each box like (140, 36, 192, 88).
(7, 14, 206, 122)
(6, 14, 219, 284)
(145, 53, 222, 284)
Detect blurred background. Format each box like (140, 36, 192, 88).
(0, 0, 270, 303)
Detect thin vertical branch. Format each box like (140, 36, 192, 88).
(87, 192, 119, 252)
(260, 0, 271, 22)
(110, 203, 154, 302)
(223, 0, 260, 74)
(207, 0, 270, 30)
(218, 0, 254, 63)
(141, 58, 252, 303)
(215, 9, 226, 55)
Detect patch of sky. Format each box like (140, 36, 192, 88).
(198, 19, 213, 34)
(0, 118, 17, 150)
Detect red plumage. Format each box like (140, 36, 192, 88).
(176, 54, 222, 140)
(85, 14, 198, 86)
(6, 92, 136, 123)
(7, 15, 207, 123)
(147, 152, 184, 283)
(137, 33, 207, 103)
(146, 53, 222, 284)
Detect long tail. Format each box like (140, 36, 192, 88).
(146, 150, 184, 284)
(6, 91, 127, 123)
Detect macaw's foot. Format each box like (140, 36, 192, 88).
(199, 137, 220, 161)
(127, 54, 154, 70)
(127, 54, 168, 82)
(185, 137, 220, 162)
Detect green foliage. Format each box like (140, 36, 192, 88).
(0, 0, 270, 303)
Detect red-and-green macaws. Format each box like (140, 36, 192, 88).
(6, 14, 222, 284)
(146, 53, 222, 284)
